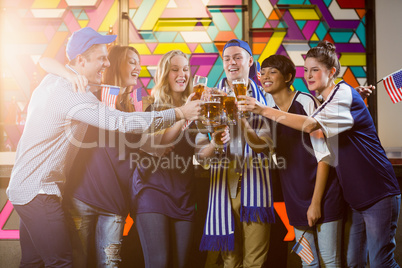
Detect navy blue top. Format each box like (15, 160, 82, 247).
(131, 116, 196, 221)
(66, 92, 141, 216)
(274, 91, 344, 226)
(312, 81, 400, 209)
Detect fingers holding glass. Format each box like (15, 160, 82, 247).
(232, 79, 250, 118)
(193, 75, 208, 100)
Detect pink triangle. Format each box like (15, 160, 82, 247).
(140, 77, 151, 88)
(187, 43, 198, 53)
(264, 21, 271, 28)
(146, 43, 158, 53)
(221, 10, 239, 30)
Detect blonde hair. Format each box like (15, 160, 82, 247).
(151, 50, 193, 109)
(103, 45, 140, 112)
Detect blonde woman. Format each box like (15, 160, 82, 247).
(131, 50, 200, 268)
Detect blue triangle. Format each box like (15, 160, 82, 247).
(296, 20, 307, 29)
(323, 0, 332, 7)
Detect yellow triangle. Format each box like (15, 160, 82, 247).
(194, 44, 205, 53)
(202, 20, 211, 28)
(310, 33, 319, 41)
(78, 20, 89, 28)
(139, 66, 151, 78)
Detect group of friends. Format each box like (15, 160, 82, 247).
(6, 26, 401, 268)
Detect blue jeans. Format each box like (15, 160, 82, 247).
(294, 220, 342, 267)
(344, 194, 401, 268)
(135, 213, 194, 268)
(67, 197, 125, 268)
(13, 194, 73, 267)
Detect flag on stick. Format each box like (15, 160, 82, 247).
(101, 85, 120, 108)
(291, 231, 314, 265)
(382, 69, 402, 104)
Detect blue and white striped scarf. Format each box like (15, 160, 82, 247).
(199, 78, 275, 251)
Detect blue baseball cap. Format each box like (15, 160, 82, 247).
(222, 39, 253, 57)
(66, 27, 117, 60)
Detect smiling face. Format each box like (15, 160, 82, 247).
(304, 57, 333, 94)
(223, 46, 253, 83)
(168, 55, 190, 96)
(120, 49, 141, 87)
(260, 67, 289, 94)
(81, 44, 110, 84)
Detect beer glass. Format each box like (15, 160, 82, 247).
(232, 78, 250, 118)
(193, 75, 208, 100)
(213, 123, 227, 155)
(201, 93, 222, 126)
(223, 89, 237, 124)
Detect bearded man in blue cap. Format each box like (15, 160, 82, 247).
(196, 39, 275, 267)
(7, 27, 200, 267)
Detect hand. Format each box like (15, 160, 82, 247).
(356, 85, 375, 100)
(186, 92, 196, 104)
(237, 95, 265, 115)
(176, 100, 203, 120)
(306, 203, 321, 227)
(68, 73, 88, 93)
(211, 125, 230, 146)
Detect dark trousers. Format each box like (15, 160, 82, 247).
(13, 194, 73, 268)
(135, 213, 194, 268)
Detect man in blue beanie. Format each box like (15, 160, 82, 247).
(7, 27, 200, 267)
(196, 39, 275, 267)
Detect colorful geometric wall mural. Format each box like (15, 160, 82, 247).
(1, 0, 367, 151)
(0, 0, 367, 240)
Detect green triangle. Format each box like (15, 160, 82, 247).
(147, 79, 155, 89)
(71, 9, 81, 19)
(78, 11, 88, 20)
(174, 33, 184, 43)
(278, 21, 286, 28)
(58, 22, 69, 32)
(296, 20, 307, 29)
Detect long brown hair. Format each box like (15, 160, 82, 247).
(150, 50, 193, 108)
(103, 45, 140, 112)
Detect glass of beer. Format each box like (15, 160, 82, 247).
(213, 124, 227, 155)
(201, 93, 222, 127)
(223, 89, 237, 124)
(232, 78, 250, 118)
(193, 75, 208, 100)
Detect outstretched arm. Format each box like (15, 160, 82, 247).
(238, 95, 321, 134)
(239, 117, 273, 153)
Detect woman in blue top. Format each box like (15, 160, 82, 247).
(259, 55, 344, 267)
(131, 50, 197, 268)
(239, 41, 401, 267)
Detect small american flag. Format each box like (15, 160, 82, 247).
(292, 233, 314, 265)
(101, 85, 120, 108)
(131, 87, 147, 112)
(182, 120, 193, 131)
(383, 69, 402, 104)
